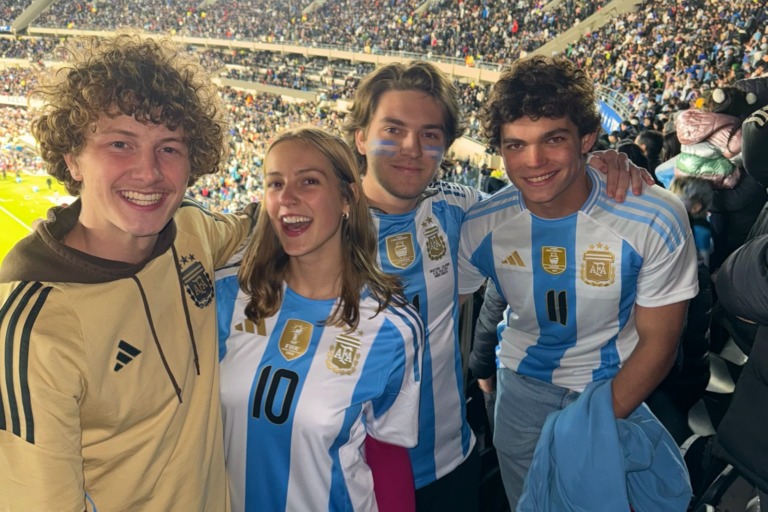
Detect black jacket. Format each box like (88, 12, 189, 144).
(469, 284, 506, 379)
(713, 234, 768, 493)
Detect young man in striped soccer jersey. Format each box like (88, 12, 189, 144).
(458, 55, 699, 509)
(0, 32, 255, 511)
(343, 61, 652, 511)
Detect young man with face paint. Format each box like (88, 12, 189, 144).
(343, 61, 653, 511)
(458, 55, 698, 510)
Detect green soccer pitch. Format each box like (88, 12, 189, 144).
(0, 175, 69, 263)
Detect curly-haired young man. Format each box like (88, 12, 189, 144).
(458, 56, 698, 509)
(0, 32, 254, 511)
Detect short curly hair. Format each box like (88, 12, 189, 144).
(29, 31, 227, 196)
(481, 56, 601, 150)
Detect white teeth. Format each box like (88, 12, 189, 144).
(121, 191, 162, 205)
(528, 172, 556, 183)
(282, 215, 311, 224)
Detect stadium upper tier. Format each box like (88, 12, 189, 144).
(27, 0, 612, 66)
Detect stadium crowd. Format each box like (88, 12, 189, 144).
(0, 0, 767, 509)
(33, 0, 610, 65)
(0, 0, 762, 221)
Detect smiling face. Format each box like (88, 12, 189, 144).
(64, 114, 190, 261)
(264, 139, 348, 264)
(355, 90, 446, 213)
(500, 115, 597, 219)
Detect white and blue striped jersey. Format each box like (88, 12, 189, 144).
(371, 181, 483, 488)
(458, 167, 698, 392)
(216, 272, 424, 512)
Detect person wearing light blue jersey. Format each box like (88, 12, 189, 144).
(342, 61, 654, 512)
(458, 55, 699, 510)
(342, 63, 484, 511)
(216, 127, 424, 512)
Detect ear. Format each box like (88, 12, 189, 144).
(348, 182, 360, 204)
(690, 202, 703, 215)
(580, 131, 599, 154)
(354, 129, 368, 156)
(64, 154, 83, 181)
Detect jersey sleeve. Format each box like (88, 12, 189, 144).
(179, 199, 259, 268)
(635, 202, 699, 307)
(457, 212, 492, 295)
(0, 283, 88, 511)
(365, 308, 424, 448)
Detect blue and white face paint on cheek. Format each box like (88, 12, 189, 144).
(370, 139, 398, 157)
(423, 144, 445, 162)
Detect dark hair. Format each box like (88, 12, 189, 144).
(662, 131, 681, 161)
(617, 142, 649, 170)
(342, 61, 463, 172)
(29, 31, 227, 196)
(635, 130, 664, 159)
(481, 56, 601, 149)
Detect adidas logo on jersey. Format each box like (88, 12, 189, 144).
(502, 251, 525, 267)
(235, 319, 266, 336)
(113, 340, 141, 372)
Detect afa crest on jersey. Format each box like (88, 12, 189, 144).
(580, 243, 616, 286)
(386, 233, 416, 269)
(181, 255, 214, 308)
(279, 319, 313, 360)
(422, 217, 447, 262)
(326, 332, 363, 375)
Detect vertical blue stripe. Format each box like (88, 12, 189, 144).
(592, 241, 643, 381)
(518, 217, 578, 382)
(385, 302, 424, 382)
(327, 322, 403, 509)
(243, 299, 334, 512)
(215, 275, 240, 362)
(438, 201, 473, 462)
(376, 216, 438, 484)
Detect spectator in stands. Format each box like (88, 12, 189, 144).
(675, 86, 767, 271)
(644, 175, 714, 444)
(344, 60, 485, 512)
(635, 129, 665, 183)
(0, 31, 255, 511)
(707, 106, 768, 501)
(616, 141, 650, 176)
(459, 55, 698, 509)
(215, 127, 423, 512)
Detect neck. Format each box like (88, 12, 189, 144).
(361, 174, 418, 214)
(285, 257, 343, 300)
(64, 222, 154, 264)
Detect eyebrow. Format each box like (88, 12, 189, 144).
(265, 167, 328, 177)
(502, 127, 570, 144)
(98, 128, 185, 144)
(380, 116, 445, 133)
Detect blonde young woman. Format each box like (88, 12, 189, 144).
(215, 127, 424, 512)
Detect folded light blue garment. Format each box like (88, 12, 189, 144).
(518, 379, 692, 512)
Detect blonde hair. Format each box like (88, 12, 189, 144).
(238, 127, 405, 330)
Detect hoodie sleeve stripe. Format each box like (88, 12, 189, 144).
(1, 281, 52, 443)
